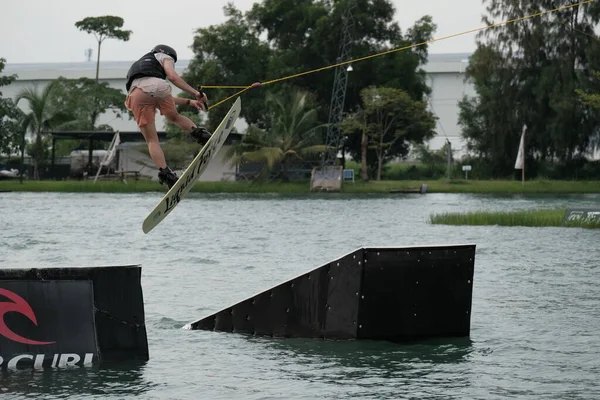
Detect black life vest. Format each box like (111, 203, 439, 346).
(125, 52, 167, 92)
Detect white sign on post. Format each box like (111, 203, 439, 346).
(462, 165, 472, 180)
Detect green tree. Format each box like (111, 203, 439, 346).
(184, 0, 437, 161)
(51, 77, 127, 130)
(457, 45, 520, 176)
(15, 81, 75, 179)
(576, 70, 600, 154)
(577, 71, 600, 107)
(413, 142, 452, 178)
(44, 76, 129, 157)
(341, 108, 369, 180)
(458, 0, 600, 177)
(343, 86, 436, 180)
(225, 89, 328, 181)
(0, 58, 23, 156)
(75, 16, 132, 82)
(184, 4, 271, 132)
(363, 87, 436, 180)
(246, 0, 436, 112)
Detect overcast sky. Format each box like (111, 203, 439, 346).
(1, 0, 485, 65)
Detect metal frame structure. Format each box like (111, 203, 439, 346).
(321, 0, 357, 167)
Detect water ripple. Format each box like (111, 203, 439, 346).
(1, 192, 599, 399)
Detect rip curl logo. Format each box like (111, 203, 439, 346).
(0, 288, 55, 345)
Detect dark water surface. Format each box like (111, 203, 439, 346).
(1, 192, 599, 399)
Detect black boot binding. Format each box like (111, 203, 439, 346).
(158, 167, 179, 189)
(189, 127, 212, 146)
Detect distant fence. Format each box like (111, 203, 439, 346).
(235, 161, 320, 181)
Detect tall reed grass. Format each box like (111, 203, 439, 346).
(429, 209, 600, 229)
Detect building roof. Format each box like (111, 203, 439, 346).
(1, 52, 473, 81)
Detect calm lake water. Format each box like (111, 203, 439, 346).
(1, 191, 599, 399)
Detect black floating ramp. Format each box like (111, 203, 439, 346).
(185, 244, 476, 342)
(0, 265, 149, 369)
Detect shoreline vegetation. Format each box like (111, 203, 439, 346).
(1, 178, 600, 194)
(429, 209, 600, 229)
(3, 179, 598, 229)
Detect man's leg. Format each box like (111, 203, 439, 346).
(165, 112, 196, 132)
(140, 123, 178, 188)
(160, 98, 212, 145)
(126, 88, 178, 188)
(139, 121, 167, 169)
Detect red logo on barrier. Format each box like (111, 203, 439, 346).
(0, 288, 55, 345)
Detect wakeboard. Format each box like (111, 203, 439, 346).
(142, 97, 241, 234)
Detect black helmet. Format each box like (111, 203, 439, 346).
(152, 44, 177, 63)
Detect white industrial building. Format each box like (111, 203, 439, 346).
(1, 52, 475, 153)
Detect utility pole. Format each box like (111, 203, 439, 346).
(321, 0, 356, 167)
(446, 139, 452, 180)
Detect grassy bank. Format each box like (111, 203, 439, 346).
(0, 178, 599, 194)
(0, 180, 310, 193)
(430, 209, 600, 229)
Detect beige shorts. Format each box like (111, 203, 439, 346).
(125, 78, 176, 127)
(131, 77, 173, 98)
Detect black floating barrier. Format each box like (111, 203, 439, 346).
(0, 265, 149, 369)
(186, 244, 476, 342)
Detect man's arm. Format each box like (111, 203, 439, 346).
(172, 97, 206, 111)
(172, 97, 190, 105)
(163, 59, 201, 98)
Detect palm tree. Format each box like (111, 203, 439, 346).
(15, 81, 74, 179)
(226, 90, 330, 181)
